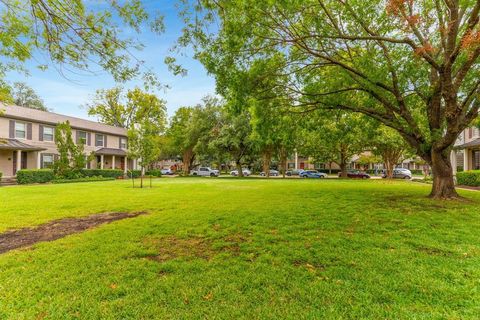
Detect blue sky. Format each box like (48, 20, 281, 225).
(5, 1, 215, 120)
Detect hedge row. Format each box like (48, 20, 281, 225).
(81, 169, 124, 178)
(52, 176, 116, 184)
(16, 169, 55, 184)
(145, 169, 162, 177)
(17, 169, 127, 184)
(457, 170, 480, 187)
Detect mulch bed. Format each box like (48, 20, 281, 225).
(0, 212, 147, 254)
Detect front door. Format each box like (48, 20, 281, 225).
(12, 151, 27, 175)
(120, 157, 125, 170)
(473, 150, 480, 170)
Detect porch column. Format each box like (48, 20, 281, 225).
(37, 152, 41, 169)
(124, 156, 128, 175)
(100, 154, 104, 170)
(112, 155, 116, 170)
(16, 150, 21, 173)
(450, 150, 457, 176)
(464, 149, 470, 171)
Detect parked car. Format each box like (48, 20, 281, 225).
(338, 170, 371, 179)
(382, 168, 412, 179)
(230, 168, 251, 176)
(160, 168, 174, 175)
(260, 169, 279, 177)
(190, 167, 220, 177)
(286, 169, 304, 176)
(299, 170, 327, 178)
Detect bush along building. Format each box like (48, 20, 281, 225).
(0, 103, 140, 179)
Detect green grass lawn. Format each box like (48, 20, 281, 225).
(1, 178, 480, 319)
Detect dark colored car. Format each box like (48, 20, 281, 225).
(338, 170, 371, 179)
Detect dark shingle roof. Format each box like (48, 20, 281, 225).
(0, 138, 47, 151)
(95, 148, 127, 156)
(455, 138, 480, 149)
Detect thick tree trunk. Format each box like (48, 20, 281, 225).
(339, 162, 347, 178)
(429, 149, 459, 199)
(236, 161, 243, 177)
(384, 160, 394, 179)
(262, 149, 272, 178)
(339, 151, 348, 178)
(182, 149, 194, 176)
(279, 147, 287, 178)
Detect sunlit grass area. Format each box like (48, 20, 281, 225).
(1, 178, 479, 319)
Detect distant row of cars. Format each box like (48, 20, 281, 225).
(171, 166, 413, 179)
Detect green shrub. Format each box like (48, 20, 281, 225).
(457, 170, 480, 186)
(52, 176, 115, 184)
(0, 171, 2, 179)
(128, 170, 142, 178)
(145, 169, 162, 177)
(81, 169, 124, 178)
(16, 169, 55, 184)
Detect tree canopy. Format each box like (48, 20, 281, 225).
(175, 0, 480, 198)
(86, 87, 167, 130)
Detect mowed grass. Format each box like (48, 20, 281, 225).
(1, 178, 480, 319)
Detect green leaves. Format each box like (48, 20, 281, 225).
(0, 0, 163, 86)
(86, 87, 167, 133)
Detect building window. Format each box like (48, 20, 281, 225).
(120, 137, 127, 149)
(95, 134, 104, 147)
(78, 131, 87, 144)
(41, 154, 54, 168)
(15, 122, 26, 139)
(43, 126, 54, 141)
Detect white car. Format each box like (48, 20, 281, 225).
(160, 168, 174, 175)
(260, 169, 279, 177)
(190, 167, 220, 177)
(230, 168, 251, 176)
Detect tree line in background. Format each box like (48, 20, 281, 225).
(85, 86, 414, 179)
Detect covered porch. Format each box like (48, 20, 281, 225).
(453, 139, 480, 173)
(94, 148, 137, 174)
(0, 139, 46, 178)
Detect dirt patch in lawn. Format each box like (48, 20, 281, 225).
(0, 212, 147, 254)
(145, 233, 253, 262)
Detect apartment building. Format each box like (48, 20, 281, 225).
(453, 126, 480, 172)
(0, 104, 138, 178)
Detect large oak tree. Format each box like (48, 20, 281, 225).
(176, 0, 480, 199)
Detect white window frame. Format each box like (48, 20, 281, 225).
(15, 121, 26, 139)
(95, 134, 104, 147)
(78, 131, 87, 144)
(43, 126, 54, 142)
(41, 154, 54, 169)
(120, 137, 127, 149)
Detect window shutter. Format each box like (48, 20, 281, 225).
(104, 135, 107, 147)
(27, 123, 32, 140)
(75, 130, 79, 144)
(87, 133, 91, 146)
(119, 137, 122, 148)
(39, 125, 44, 141)
(9, 120, 14, 138)
(40, 154, 44, 169)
